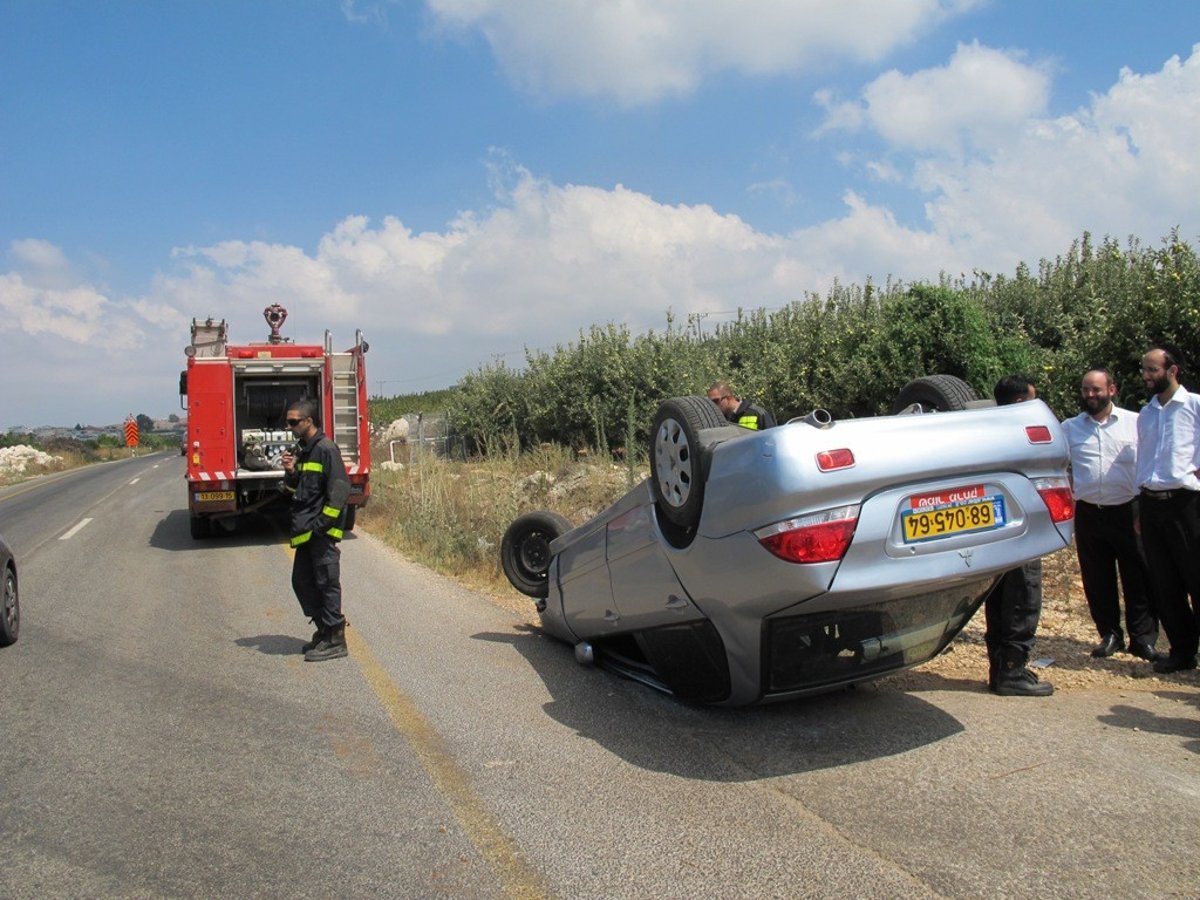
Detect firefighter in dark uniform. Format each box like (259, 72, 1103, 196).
(707, 381, 776, 430)
(281, 398, 351, 662)
(985, 375, 1053, 695)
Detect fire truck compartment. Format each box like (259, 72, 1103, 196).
(234, 371, 319, 472)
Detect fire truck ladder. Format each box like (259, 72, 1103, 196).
(330, 352, 361, 466)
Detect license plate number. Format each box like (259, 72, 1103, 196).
(902, 487, 1005, 543)
(196, 491, 235, 502)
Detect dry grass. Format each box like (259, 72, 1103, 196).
(361, 444, 1200, 696)
(360, 443, 643, 599)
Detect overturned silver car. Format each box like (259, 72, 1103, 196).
(501, 376, 1074, 706)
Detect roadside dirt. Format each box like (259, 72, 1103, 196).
(479, 546, 1200, 697)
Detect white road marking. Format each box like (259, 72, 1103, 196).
(60, 518, 94, 540)
(130, 478, 141, 484)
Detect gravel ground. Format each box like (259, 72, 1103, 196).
(480, 545, 1200, 697)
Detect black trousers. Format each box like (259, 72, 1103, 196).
(1139, 490, 1200, 659)
(292, 533, 344, 628)
(984, 560, 1042, 661)
(1074, 500, 1157, 644)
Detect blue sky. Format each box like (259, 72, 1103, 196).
(3, 0, 1199, 427)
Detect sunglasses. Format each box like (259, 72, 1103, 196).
(286, 416, 309, 426)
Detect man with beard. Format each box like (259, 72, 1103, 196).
(1136, 345, 1200, 673)
(985, 375, 1053, 695)
(1062, 368, 1160, 661)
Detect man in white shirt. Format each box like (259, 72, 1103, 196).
(1062, 368, 1160, 660)
(1136, 345, 1200, 674)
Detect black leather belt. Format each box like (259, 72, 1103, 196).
(1141, 488, 1188, 500)
(1076, 499, 1133, 509)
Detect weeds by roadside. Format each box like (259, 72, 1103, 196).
(360, 442, 643, 596)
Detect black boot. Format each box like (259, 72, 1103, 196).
(991, 648, 1053, 696)
(300, 621, 327, 654)
(304, 621, 348, 662)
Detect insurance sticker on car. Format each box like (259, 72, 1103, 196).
(195, 491, 235, 502)
(901, 484, 1005, 543)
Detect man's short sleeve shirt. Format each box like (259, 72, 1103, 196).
(1062, 406, 1139, 504)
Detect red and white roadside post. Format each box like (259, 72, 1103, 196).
(124, 415, 139, 456)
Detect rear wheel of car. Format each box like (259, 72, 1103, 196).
(189, 514, 212, 539)
(501, 511, 572, 599)
(0, 563, 18, 646)
(890, 375, 978, 414)
(651, 396, 727, 528)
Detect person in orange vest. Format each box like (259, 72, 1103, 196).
(707, 381, 776, 430)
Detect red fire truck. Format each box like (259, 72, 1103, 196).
(179, 305, 371, 539)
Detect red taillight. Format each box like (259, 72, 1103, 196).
(1026, 425, 1053, 443)
(1034, 478, 1074, 523)
(816, 448, 855, 471)
(757, 506, 859, 564)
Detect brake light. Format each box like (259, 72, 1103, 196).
(816, 448, 855, 471)
(1026, 425, 1053, 443)
(756, 505, 860, 564)
(1034, 477, 1074, 523)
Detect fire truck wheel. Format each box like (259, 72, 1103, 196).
(189, 515, 212, 539)
(344, 506, 357, 532)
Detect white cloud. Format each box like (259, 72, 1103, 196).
(914, 44, 1200, 262)
(426, 0, 979, 105)
(808, 43, 1200, 270)
(5, 46, 1199, 425)
(817, 41, 1052, 152)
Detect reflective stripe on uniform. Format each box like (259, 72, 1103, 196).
(291, 530, 313, 547)
(328, 527, 344, 540)
(737, 415, 760, 430)
(322, 505, 341, 518)
(300, 461, 325, 473)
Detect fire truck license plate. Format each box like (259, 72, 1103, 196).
(901, 485, 1005, 543)
(196, 491, 235, 502)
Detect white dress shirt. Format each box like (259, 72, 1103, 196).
(1062, 406, 1140, 504)
(1136, 386, 1200, 492)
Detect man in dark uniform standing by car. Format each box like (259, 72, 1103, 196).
(281, 398, 351, 662)
(708, 380, 776, 430)
(985, 375, 1054, 696)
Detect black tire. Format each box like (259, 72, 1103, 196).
(189, 514, 212, 539)
(501, 511, 572, 599)
(0, 563, 18, 646)
(343, 505, 357, 533)
(651, 396, 727, 528)
(890, 375, 978, 414)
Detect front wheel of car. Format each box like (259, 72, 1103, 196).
(501, 511, 572, 599)
(890, 374, 978, 414)
(0, 563, 18, 646)
(651, 396, 728, 528)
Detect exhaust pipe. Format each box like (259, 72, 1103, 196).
(790, 408, 833, 429)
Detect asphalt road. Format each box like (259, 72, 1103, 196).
(1, 455, 1197, 898)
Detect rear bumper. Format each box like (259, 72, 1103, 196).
(759, 575, 996, 700)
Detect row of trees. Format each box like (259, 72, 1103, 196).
(440, 230, 1198, 455)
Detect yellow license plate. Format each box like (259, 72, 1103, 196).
(901, 486, 1005, 543)
(196, 491, 235, 502)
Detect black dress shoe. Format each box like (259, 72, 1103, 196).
(1090, 632, 1125, 658)
(1152, 654, 1198, 674)
(1127, 640, 1164, 662)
